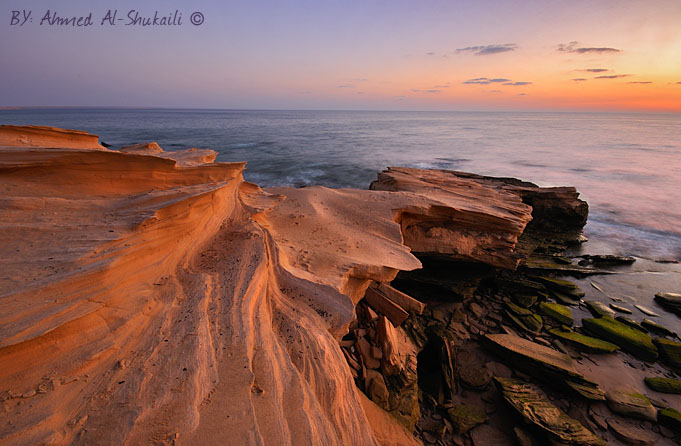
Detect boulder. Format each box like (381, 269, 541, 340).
(607, 419, 658, 446)
(653, 338, 681, 369)
(644, 377, 681, 394)
(481, 334, 602, 396)
(447, 404, 488, 434)
(658, 407, 681, 433)
(536, 276, 585, 298)
(548, 329, 619, 354)
(641, 319, 675, 337)
(615, 316, 648, 333)
(654, 293, 681, 316)
(582, 317, 658, 362)
(538, 302, 574, 326)
(605, 389, 657, 421)
(495, 377, 605, 446)
(585, 301, 616, 318)
(610, 303, 633, 314)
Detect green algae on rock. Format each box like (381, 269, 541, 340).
(535, 276, 585, 298)
(658, 407, 681, 433)
(653, 337, 681, 369)
(495, 377, 606, 446)
(605, 389, 657, 421)
(644, 377, 681, 394)
(447, 404, 488, 434)
(615, 316, 648, 333)
(548, 329, 619, 353)
(538, 302, 573, 326)
(582, 317, 658, 362)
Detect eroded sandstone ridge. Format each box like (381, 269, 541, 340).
(0, 126, 597, 445)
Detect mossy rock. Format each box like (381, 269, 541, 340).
(551, 291, 580, 306)
(512, 292, 538, 308)
(605, 389, 657, 421)
(505, 310, 543, 334)
(658, 407, 681, 433)
(538, 302, 573, 326)
(615, 316, 648, 333)
(585, 301, 616, 318)
(644, 377, 681, 394)
(447, 404, 488, 433)
(653, 338, 681, 369)
(505, 301, 532, 316)
(641, 319, 675, 337)
(535, 276, 585, 297)
(549, 329, 619, 353)
(582, 317, 658, 362)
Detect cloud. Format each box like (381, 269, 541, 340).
(581, 68, 609, 73)
(426, 52, 436, 56)
(433, 85, 450, 88)
(557, 42, 621, 54)
(463, 77, 510, 85)
(456, 44, 517, 56)
(676, 82, 681, 84)
(336, 84, 355, 88)
(352, 78, 368, 82)
(517, 93, 528, 96)
(483, 90, 503, 93)
(627, 81, 652, 84)
(572, 78, 588, 82)
(595, 74, 630, 79)
(411, 89, 441, 93)
(503, 81, 532, 86)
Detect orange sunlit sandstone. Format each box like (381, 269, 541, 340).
(0, 125, 549, 444)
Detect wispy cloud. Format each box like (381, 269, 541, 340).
(558, 42, 621, 54)
(517, 93, 529, 96)
(483, 90, 503, 94)
(503, 81, 532, 86)
(456, 44, 517, 56)
(595, 74, 630, 79)
(463, 77, 510, 85)
(581, 68, 609, 73)
(411, 89, 442, 94)
(627, 81, 652, 84)
(352, 78, 369, 82)
(337, 84, 355, 88)
(426, 52, 436, 56)
(676, 82, 681, 85)
(572, 78, 588, 82)
(433, 85, 450, 88)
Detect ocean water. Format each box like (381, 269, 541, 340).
(2, 108, 680, 261)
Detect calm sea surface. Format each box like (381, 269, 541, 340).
(2, 108, 680, 261)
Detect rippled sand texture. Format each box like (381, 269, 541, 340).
(0, 125, 559, 445)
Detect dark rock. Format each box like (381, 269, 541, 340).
(457, 350, 492, 391)
(605, 389, 657, 421)
(641, 319, 675, 337)
(607, 419, 658, 446)
(446, 404, 488, 434)
(513, 426, 541, 446)
(538, 302, 573, 326)
(615, 316, 648, 333)
(582, 317, 658, 362)
(548, 329, 619, 353)
(644, 377, 681, 394)
(470, 424, 514, 446)
(481, 334, 602, 397)
(654, 293, 681, 316)
(653, 338, 681, 369)
(535, 276, 585, 298)
(495, 377, 606, 446)
(580, 254, 636, 265)
(585, 301, 616, 318)
(658, 407, 681, 433)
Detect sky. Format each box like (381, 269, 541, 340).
(1, 0, 681, 111)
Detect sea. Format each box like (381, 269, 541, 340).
(2, 108, 680, 262)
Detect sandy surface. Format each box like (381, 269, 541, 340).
(0, 126, 547, 445)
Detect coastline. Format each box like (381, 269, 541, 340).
(1, 125, 680, 445)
